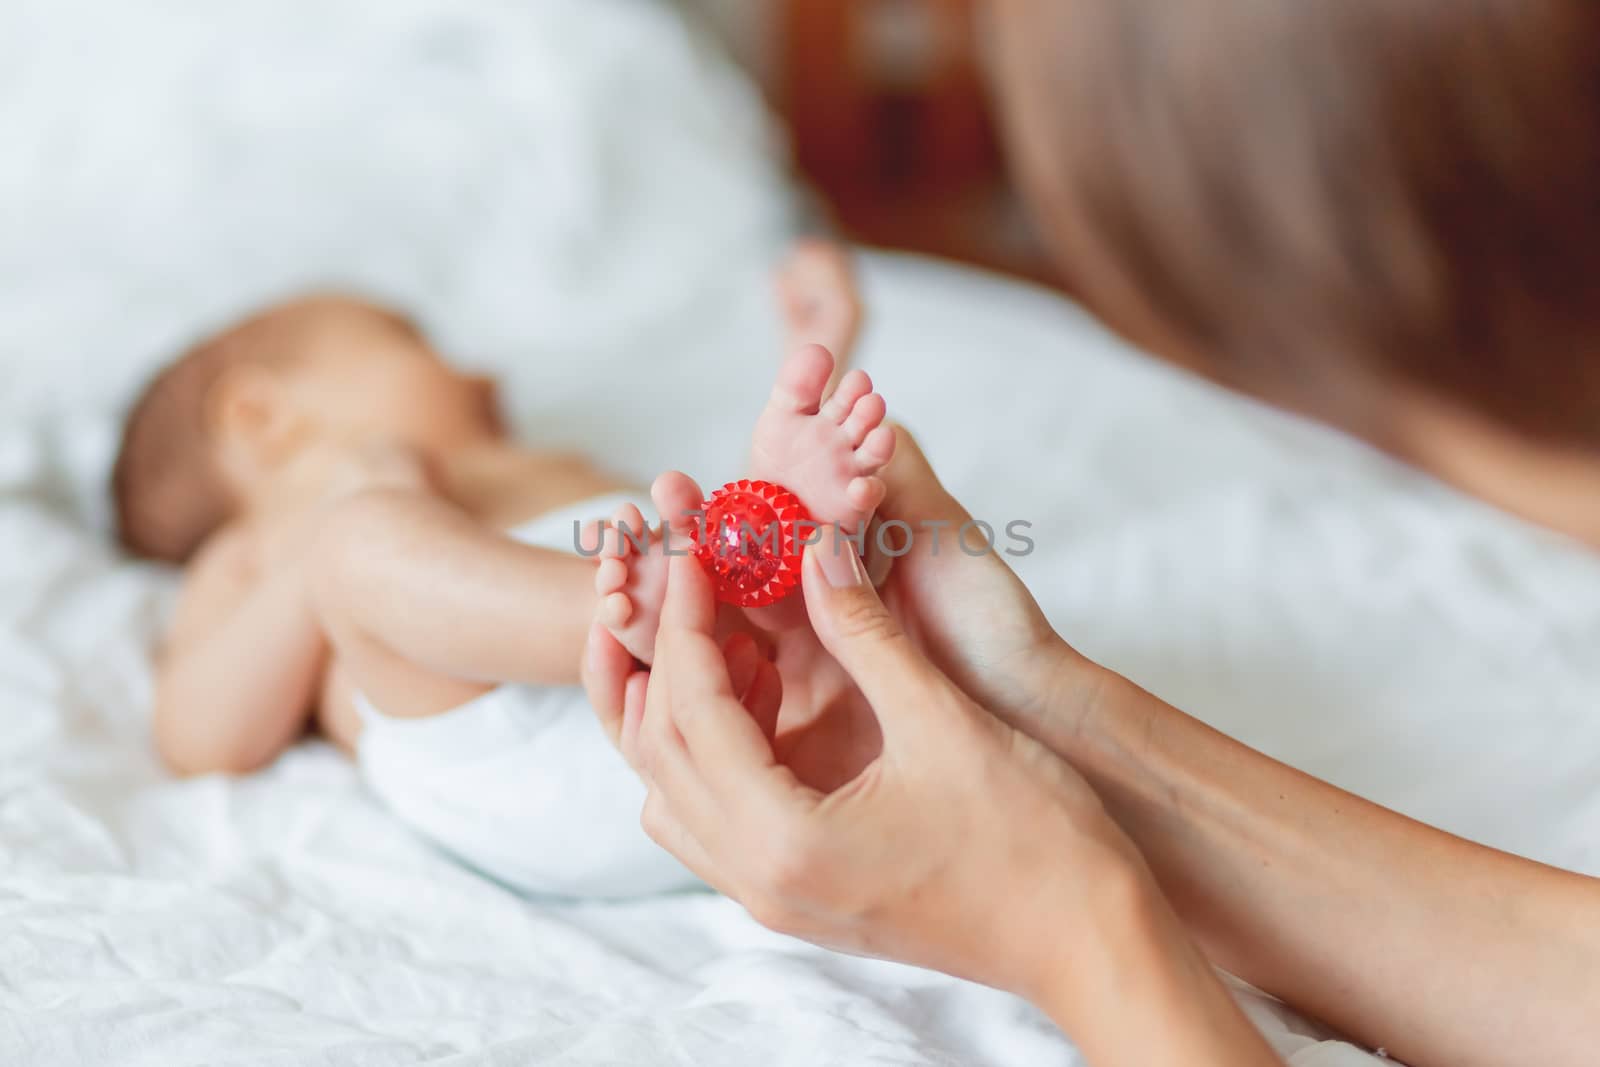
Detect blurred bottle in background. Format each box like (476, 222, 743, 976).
(689, 0, 1058, 285)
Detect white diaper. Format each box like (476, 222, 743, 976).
(354, 491, 700, 898)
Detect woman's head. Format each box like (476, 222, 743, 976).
(988, 0, 1600, 540)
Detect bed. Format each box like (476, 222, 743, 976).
(4, 2, 1597, 1064)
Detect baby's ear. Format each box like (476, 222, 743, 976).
(206, 362, 301, 482)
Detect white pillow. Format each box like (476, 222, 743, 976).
(0, 0, 798, 498)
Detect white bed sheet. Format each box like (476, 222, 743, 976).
(9, 250, 1598, 1066)
(4, 2, 1598, 1065)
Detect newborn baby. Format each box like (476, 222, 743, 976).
(114, 241, 895, 896)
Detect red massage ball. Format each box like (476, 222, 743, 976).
(691, 479, 813, 607)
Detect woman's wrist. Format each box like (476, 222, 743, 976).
(1015, 844, 1160, 1014)
(1019, 637, 1123, 750)
(1025, 853, 1279, 1066)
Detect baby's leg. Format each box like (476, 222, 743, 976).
(596, 342, 895, 660)
(305, 488, 700, 898)
(305, 488, 600, 720)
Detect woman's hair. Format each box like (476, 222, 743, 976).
(997, 0, 1600, 449)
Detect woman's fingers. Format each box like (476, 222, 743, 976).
(582, 621, 635, 749)
(800, 526, 959, 742)
(723, 632, 763, 700)
(638, 643, 814, 896)
(742, 658, 783, 742)
(619, 669, 649, 768)
(658, 636, 793, 795)
(634, 710, 726, 866)
(650, 470, 707, 545)
(655, 556, 803, 792)
(876, 425, 970, 529)
(659, 541, 721, 636)
(720, 632, 783, 740)
(638, 787, 728, 893)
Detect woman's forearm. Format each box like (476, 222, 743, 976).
(1045, 666, 1600, 1067)
(1036, 859, 1281, 1067)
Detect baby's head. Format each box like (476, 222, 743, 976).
(113, 294, 502, 561)
(991, 0, 1600, 540)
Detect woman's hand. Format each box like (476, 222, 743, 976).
(580, 427, 1129, 993)
(586, 531, 1281, 1065)
(863, 428, 1095, 729)
(606, 531, 1140, 998)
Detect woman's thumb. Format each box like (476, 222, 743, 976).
(802, 524, 942, 722)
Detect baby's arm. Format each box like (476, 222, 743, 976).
(153, 525, 326, 775)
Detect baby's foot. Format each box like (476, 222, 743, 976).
(776, 239, 863, 373)
(591, 473, 705, 664)
(749, 343, 895, 535)
(596, 345, 894, 659)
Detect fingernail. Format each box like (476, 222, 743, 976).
(813, 526, 867, 588)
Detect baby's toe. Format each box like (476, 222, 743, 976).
(846, 476, 887, 516)
(651, 470, 706, 539)
(577, 518, 605, 556)
(613, 503, 647, 548)
(822, 369, 872, 423)
(855, 424, 897, 473)
(842, 392, 887, 447)
(600, 591, 634, 628)
(599, 503, 647, 560)
(597, 524, 626, 562)
(596, 557, 629, 596)
(769, 343, 836, 415)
